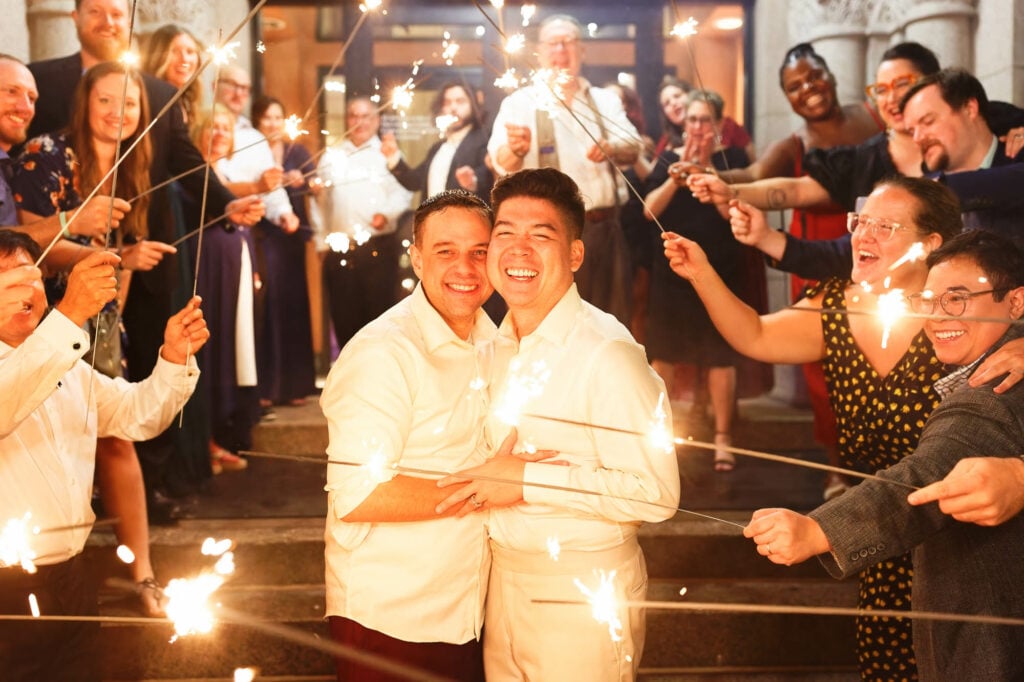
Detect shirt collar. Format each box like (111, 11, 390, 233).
(411, 284, 496, 353)
(979, 135, 998, 169)
(933, 323, 1024, 398)
(342, 135, 381, 154)
(497, 283, 581, 346)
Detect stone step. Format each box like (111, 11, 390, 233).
(95, 578, 856, 679)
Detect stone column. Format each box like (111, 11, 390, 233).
(903, 0, 977, 70)
(26, 0, 75, 62)
(788, 0, 870, 106)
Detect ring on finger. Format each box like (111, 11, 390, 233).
(470, 494, 483, 509)
(766, 543, 772, 555)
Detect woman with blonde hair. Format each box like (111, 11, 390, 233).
(142, 24, 204, 123)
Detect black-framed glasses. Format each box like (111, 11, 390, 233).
(864, 74, 918, 100)
(906, 288, 1008, 317)
(846, 213, 912, 241)
(220, 79, 251, 94)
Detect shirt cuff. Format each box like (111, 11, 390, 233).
(39, 309, 91, 358)
(522, 461, 572, 505)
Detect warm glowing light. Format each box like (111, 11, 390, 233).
(475, 25, 486, 37)
(359, 0, 383, 12)
(494, 68, 521, 90)
(489, 0, 505, 7)
(234, 668, 257, 682)
(165, 574, 225, 640)
(494, 359, 551, 425)
(435, 114, 459, 136)
(521, 4, 536, 26)
(364, 446, 395, 484)
(647, 393, 674, 454)
(877, 289, 907, 349)
(574, 570, 623, 642)
(256, 41, 266, 54)
(401, 277, 416, 291)
(284, 115, 309, 141)
(117, 545, 136, 564)
(713, 17, 743, 31)
(670, 17, 699, 38)
(28, 593, 40, 618)
(201, 537, 233, 557)
(214, 551, 235, 576)
(442, 31, 460, 66)
(208, 41, 241, 66)
(547, 536, 561, 561)
(504, 33, 526, 54)
(679, 586, 688, 597)
(119, 51, 140, 67)
(530, 68, 572, 115)
(889, 242, 925, 271)
(469, 376, 486, 392)
(325, 232, 352, 254)
(0, 513, 38, 574)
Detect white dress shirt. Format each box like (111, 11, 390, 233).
(321, 284, 496, 643)
(217, 124, 294, 224)
(426, 124, 472, 197)
(485, 284, 680, 554)
(0, 311, 199, 565)
(486, 80, 637, 209)
(309, 136, 413, 251)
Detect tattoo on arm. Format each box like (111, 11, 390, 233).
(767, 188, 788, 210)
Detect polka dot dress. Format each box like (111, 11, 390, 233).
(815, 279, 944, 681)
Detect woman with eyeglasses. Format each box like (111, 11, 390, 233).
(663, 175, 1024, 682)
(643, 89, 753, 472)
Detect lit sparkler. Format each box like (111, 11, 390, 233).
(119, 50, 140, 67)
(647, 393, 674, 454)
(494, 68, 522, 90)
(574, 570, 623, 641)
(547, 536, 561, 561)
(117, 545, 136, 564)
(28, 593, 40, 618)
(256, 40, 266, 54)
(877, 288, 907, 349)
(0, 513, 38, 574)
(670, 17, 699, 39)
(164, 572, 224, 640)
(359, 0, 383, 12)
(235, 668, 258, 682)
(207, 41, 241, 66)
(521, 4, 536, 27)
(435, 114, 459, 137)
(889, 241, 926, 271)
(504, 33, 526, 54)
(494, 358, 551, 425)
(530, 68, 572, 117)
(364, 444, 397, 484)
(441, 31, 460, 66)
(284, 114, 308, 141)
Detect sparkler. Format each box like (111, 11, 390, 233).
(890, 241, 926, 271)
(116, 544, 136, 564)
(547, 536, 562, 561)
(441, 31, 460, 66)
(0, 513, 38, 574)
(256, 40, 266, 54)
(493, 358, 552, 425)
(494, 68, 522, 90)
(28, 593, 40, 618)
(521, 4, 537, 27)
(284, 114, 309, 141)
(574, 570, 623, 641)
(877, 288, 907, 349)
(163, 536, 235, 641)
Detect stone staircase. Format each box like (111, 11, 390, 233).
(85, 395, 861, 681)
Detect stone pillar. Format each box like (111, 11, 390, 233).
(902, 0, 977, 70)
(26, 0, 74, 62)
(787, 0, 870, 107)
(973, 0, 1022, 103)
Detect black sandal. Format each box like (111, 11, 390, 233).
(135, 577, 167, 618)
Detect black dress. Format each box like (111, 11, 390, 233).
(815, 278, 945, 682)
(644, 146, 749, 366)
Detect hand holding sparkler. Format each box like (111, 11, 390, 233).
(159, 296, 210, 365)
(279, 212, 300, 235)
(379, 131, 399, 159)
(503, 122, 532, 164)
(908, 457, 1024, 526)
(687, 172, 732, 205)
(727, 200, 787, 259)
(120, 240, 177, 272)
(54, 251, 121, 327)
(258, 166, 286, 194)
(743, 507, 831, 566)
(284, 168, 305, 189)
(661, 232, 713, 284)
(454, 166, 478, 193)
(0, 265, 41, 327)
(225, 195, 266, 226)
(67, 195, 132, 238)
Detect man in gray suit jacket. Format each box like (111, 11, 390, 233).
(744, 229, 1024, 681)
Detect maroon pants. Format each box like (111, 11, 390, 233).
(329, 616, 484, 681)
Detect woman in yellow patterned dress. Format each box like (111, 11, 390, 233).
(662, 175, 1024, 680)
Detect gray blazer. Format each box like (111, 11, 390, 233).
(810, 326, 1024, 682)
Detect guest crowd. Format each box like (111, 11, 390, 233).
(1, 2, 1024, 681)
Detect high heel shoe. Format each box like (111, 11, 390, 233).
(713, 432, 735, 472)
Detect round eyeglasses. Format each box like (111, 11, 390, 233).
(906, 288, 1008, 317)
(864, 74, 918, 100)
(846, 213, 912, 241)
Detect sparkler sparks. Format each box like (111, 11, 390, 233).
(647, 393, 674, 454)
(889, 241, 926, 271)
(359, 0, 383, 12)
(256, 40, 266, 54)
(0, 513, 38, 574)
(877, 289, 907, 349)
(117, 545, 136, 564)
(574, 570, 623, 642)
(494, 68, 521, 90)
(207, 41, 241, 66)
(234, 669, 258, 682)
(164, 573, 224, 640)
(441, 31, 460, 66)
(28, 593, 40, 618)
(119, 50, 140, 67)
(435, 114, 460, 137)
(670, 17, 699, 39)
(520, 4, 536, 26)
(489, 0, 505, 8)
(546, 536, 561, 561)
(284, 114, 308, 141)
(494, 359, 551, 425)
(504, 33, 526, 54)
(530, 68, 572, 116)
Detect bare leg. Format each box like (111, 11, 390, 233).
(708, 366, 736, 471)
(95, 437, 164, 616)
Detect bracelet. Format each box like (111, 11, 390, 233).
(59, 211, 71, 238)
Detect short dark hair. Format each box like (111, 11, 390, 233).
(491, 168, 585, 241)
(926, 230, 1024, 301)
(0, 229, 42, 262)
(880, 42, 940, 76)
(875, 175, 962, 242)
(898, 68, 991, 129)
(413, 190, 493, 245)
(251, 95, 284, 129)
(778, 43, 831, 87)
(431, 82, 482, 129)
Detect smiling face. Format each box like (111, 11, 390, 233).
(659, 84, 687, 127)
(439, 85, 474, 133)
(684, 99, 717, 141)
(346, 98, 379, 147)
(162, 32, 201, 90)
(537, 19, 583, 77)
(903, 83, 979, 173)
(257, 101, 285, 140)
(488, 196, 583, 338)
(73, 0, 130, 63)
(410, 207, 493, 339)
(214, 65, 251, 117)
(0, 59, 36, 151)
(780, 56, 836, 122)
(0, 248, 46, 348)
(872, 58, 923, 132)
(88, 72, 141, 144)
(923, 256, 1024, 366)
(849, 184, 939, 287)
(200, 111, 234, 161)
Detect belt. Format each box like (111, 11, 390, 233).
(584, 207, 617, 223)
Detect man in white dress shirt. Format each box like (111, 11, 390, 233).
(311, 97, 414, 349)
(0, 230, 207, 682)
(321, 190, 498, 680)
(487, 15, 641, 325)
(438, 168, 681, 681)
